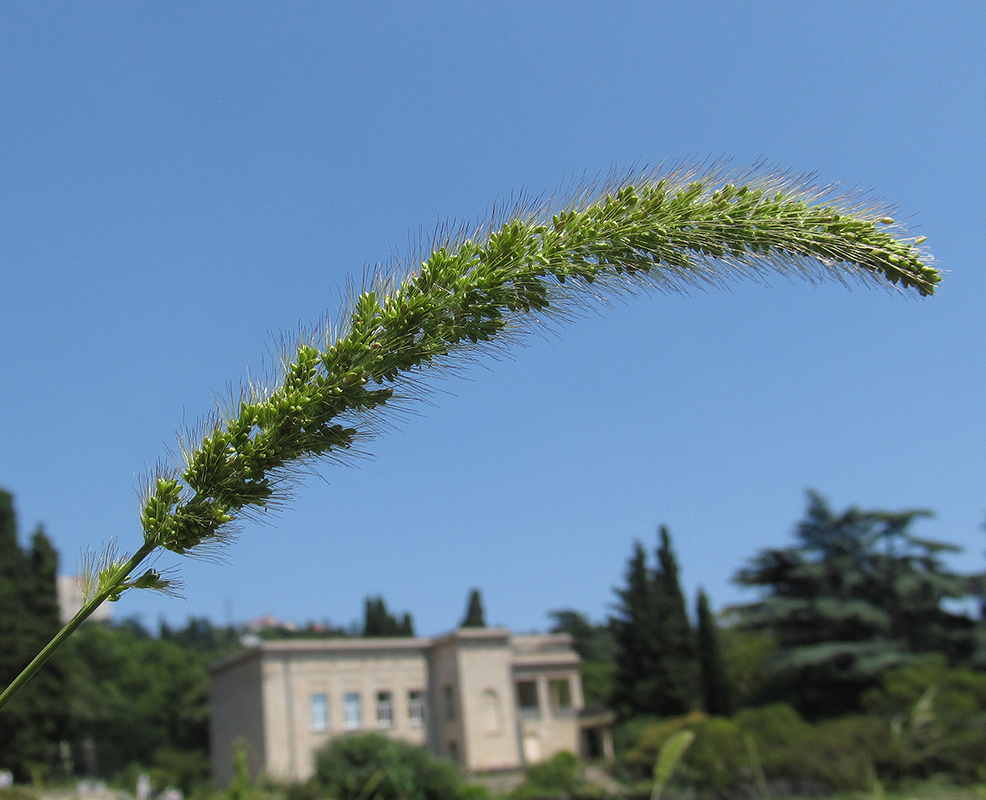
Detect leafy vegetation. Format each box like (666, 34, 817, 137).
(616, 654, 986, 798)
(730, 492, 986, 718)
(604, 495, 986, 797)
(0, 490, 67, 780)
(310, 733, 468, 800)
(53, 620, 214, 791)
(862, 655, 986, 784)
(513, 751, 590, 800)
(363, 596, 415, 637)
(717, 627, 777, 710)
(7, 485, 986, 796)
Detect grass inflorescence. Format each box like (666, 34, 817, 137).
(0, 164, 938, 712)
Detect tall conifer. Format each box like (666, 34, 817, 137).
(611, 530, 699, 718)
(0, 489, 27, 773)
(0, 490, 27, 682)
(652, 526, 699, 715)
(696, 588, 732, 715)
(363, 596, 414, 637)
(0, 492, 66, 777)
(461, 589, 486, 628)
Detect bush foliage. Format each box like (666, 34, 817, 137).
(625, 705, 884, 796)
(513, 751, 594, 800)
(311, 733, 466, 800)
(619, 656, 986, 798)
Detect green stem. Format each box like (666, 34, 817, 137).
(0, 539, 158, 712)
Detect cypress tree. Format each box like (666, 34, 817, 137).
(696, 588, 732, 716)
(22, 528, 68, 763)
(26, 528, 61, 635)
(0, 489, 28, 682)
(0, 493, 66, 777)
(611, 529, 699, 718)
(363, 597, 386, 636)
(461, 589, 486, 628)
(611, 541, 662, 717)
(0, 489, 29, 774)
(652, 526, 699, 716)
(363, 596, 414, 637)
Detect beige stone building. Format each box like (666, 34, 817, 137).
(210, 627, 613, 785)
(57, 575, 112, 625)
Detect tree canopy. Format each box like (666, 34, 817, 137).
(363, 596, 414, 637)
(731, 491, 986, 717)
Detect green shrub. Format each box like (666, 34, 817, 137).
(513, 751, 586, 800)
(673, 716, 744, 795)
(312, 733, 464, 800)
(612, 716, 664, 760)
(775, 713, 885, 791)
(718, 628, 778, 709)
(863, 655, 986, 784)
(618, 657, 986, 796)
(624, 705, 888, 796)
(623, 711, 709, 778)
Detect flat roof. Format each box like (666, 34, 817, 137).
(210, 635, 433, 674)
(210, 628, 579, 674)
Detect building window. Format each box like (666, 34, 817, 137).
(311, 694, 329, 732)
(377, 691, 393, 728)
(344, 692, 361, 729)
(443, 685, 456, 721)
(408, 690, 426, 727)
(549, 678, 572, 709)
(516, 680, 539, 710)
(481, 689, 503, 734)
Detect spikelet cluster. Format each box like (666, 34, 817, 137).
(135, 166, 938, 578)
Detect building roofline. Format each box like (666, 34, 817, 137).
(431, 626, 513, 646)
(511, 652, 580, 668)
(210, 628, 581, 674)
(210, 635, 434, 674)
(510, 632, 574, 646)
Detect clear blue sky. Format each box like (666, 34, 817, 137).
(1, 2, 984, 636)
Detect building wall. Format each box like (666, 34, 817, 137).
(210, 630, 586, 785)
(258, 640, 431, 782)
(452, 630, 522, 771)
(56, 575, 111, 625)
(427, 634, 464, 765)
(510, 635, 584, 767)
(210, 652, 266, 786)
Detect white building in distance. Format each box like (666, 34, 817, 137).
(209, 627, 614, 784)
(57, 575, 112, 625)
